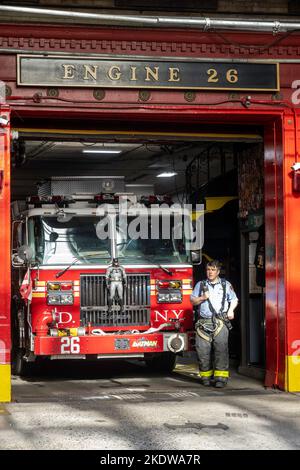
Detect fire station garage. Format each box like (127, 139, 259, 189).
(1, 8, 300, 404)
(8, 124, 265, 377)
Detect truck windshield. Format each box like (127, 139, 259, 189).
(28, 216, 111, 265)
(115, 214, 191, 265)
(28, 212, 192, 266)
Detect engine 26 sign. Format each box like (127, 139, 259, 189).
(17, 55, 279, 91)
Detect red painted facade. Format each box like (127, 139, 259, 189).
(1, 22, 300, 390)
(0, 105, 10, 365)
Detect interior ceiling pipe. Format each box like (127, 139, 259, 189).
(0, 5, 300, 33)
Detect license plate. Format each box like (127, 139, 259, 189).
(115, 338, 130, 350)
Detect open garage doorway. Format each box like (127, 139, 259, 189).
(185, 140, 265, 377)
(9, 117, 266, 380)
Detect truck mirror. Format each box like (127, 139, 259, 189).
(12, 252, 25, 267)
(191, 250, 201, 265)
(17, 245, 34, 263)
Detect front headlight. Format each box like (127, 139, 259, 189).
(157, 291, 182, 303)
(60, 294, 74, 305)
(47, 295, 61, 305)
(158, 292, 170, 303)
(47, 294, 74, 305)
(169, 292, 182, 302)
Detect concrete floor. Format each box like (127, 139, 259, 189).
(1, 357, 300, 450)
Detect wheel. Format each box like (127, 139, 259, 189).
(11, 347, 32, 377)
(144, 352, 177, 373)
(11, 302, 37, 377)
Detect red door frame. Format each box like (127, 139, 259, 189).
(1, 104, 298, 392)
(264, 115, 285, 388)
(282, 110, 300, 391)
(0, 104, 11, 402)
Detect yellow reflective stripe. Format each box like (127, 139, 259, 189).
(199, 370, 213, 377)
(214, 370, 229, 378)
(35, 281, 46, 287)
(183, 290, 193, 295)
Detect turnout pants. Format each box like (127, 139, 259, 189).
(195, 319, 229, 382)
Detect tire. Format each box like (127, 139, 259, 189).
(11, 303, 37, 377)
(11, 347, 31, 377)
(144, 352, 177, 373)
(12, 348, 42, 377)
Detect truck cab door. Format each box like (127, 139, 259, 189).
(0, 105, 11, 402)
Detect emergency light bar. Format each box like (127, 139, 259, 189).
(48, 282, 73, 291)
(94, 193, 120, 204)
(157, 280, 182, 289)
(47, 281, 74, 306)
(26, 195, 74, 207)
(139, 195, 173, 206)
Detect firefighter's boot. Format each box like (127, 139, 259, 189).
(200, 377, 211, 386)
(215, 380, 227, 388)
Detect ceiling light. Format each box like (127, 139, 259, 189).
(157, 172, 178, 178)
(82, 149, 122, 154)
(148, 163, 170, 169)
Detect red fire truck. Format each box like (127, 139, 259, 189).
(11, 177, 196, 375)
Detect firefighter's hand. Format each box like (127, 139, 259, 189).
(227, 311, 234, 320)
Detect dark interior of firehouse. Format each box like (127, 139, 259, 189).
(10, 116, 266, 378)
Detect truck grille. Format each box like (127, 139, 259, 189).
(80, 273, 151, 326)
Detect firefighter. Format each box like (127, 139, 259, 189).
(106, 258, 127, 313)
(190, 260, 238, 388)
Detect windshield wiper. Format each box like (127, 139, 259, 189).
(144, 257, 173, 276)
(55, 254, 110, 278)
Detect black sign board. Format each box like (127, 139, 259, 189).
(17, 55, 279, 92)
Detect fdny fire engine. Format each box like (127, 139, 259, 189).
(11, 177, 197, 375)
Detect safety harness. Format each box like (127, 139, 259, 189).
(203, 279, 227, 319)
(195, 278, 231, 342)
